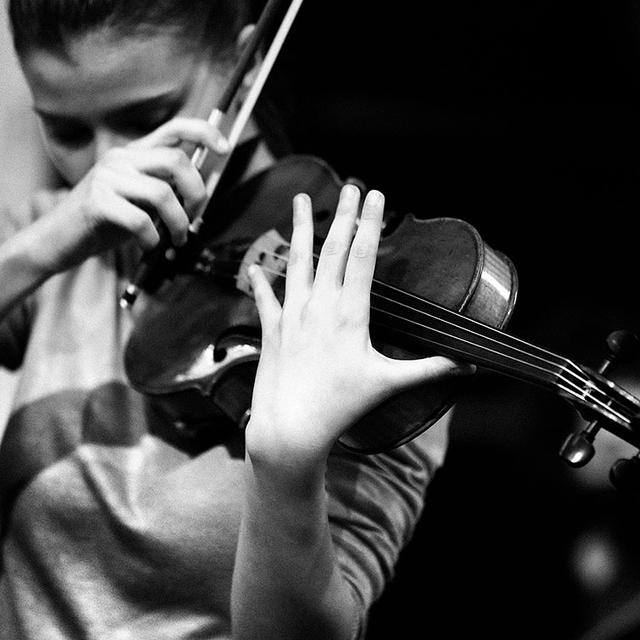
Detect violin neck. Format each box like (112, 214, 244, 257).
(370, 279, 574, 391)
(369, 278, 640, 445)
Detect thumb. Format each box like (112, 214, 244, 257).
(381, 354, 477, 394)
(248, 264, 281, 333)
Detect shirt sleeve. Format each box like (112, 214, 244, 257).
(325, 411, 450, 638)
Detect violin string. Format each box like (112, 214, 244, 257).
(233, 250, 630, 420)
(239, 250, 581, 381)
(371, 300, 634, 424)
(228, 248, 566, 380)
(238, 262, 631, 424)
(208, 247, 631, 423)
(367, 304, 632, 425)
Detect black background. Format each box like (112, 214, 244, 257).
(272, 2, 640, 639)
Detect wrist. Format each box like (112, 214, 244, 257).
(244, 417, 329, 494)
(243, 444, 328, 539)
(32, 206, 88, 275)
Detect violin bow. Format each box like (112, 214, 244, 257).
(120, 0, 305, 308)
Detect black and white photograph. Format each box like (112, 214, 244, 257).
(1, 2, 640, 639)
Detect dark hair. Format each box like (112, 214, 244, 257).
(8, 0, 252, 59)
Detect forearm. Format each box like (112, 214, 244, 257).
(232, 185, 470, 639)
(231, 444, 361, 640)
(0, 214, 61, 319)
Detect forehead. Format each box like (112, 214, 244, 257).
(20, 30, 197, 116)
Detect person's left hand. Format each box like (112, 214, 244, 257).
(246, 184, 475, 472)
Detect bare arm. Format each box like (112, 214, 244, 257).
(231, 186, 475, 639)
(234, 451, 359, 640)
(0, 210, 60, 320)
(0, 118, 226, 322)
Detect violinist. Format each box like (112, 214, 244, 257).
(0, 1, 475, 638)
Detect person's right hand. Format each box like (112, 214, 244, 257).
(40, 117, 228, 273)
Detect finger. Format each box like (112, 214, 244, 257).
(107, 146, 206, 215)
(342, 189, 385, 307)
(106, 167, 189, 246)
(312, 183, 361, 291)
(129, 117, 230, 155)
(96, 188, 161, 251)
(283, 193, 314, 307)
(380, 354, 477, 394)
(248, 264, 282, 334)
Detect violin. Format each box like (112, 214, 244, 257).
(120, 0, 640, 485)
(123, 154, 640, 466)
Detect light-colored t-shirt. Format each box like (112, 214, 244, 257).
(0, 192, 449, 639)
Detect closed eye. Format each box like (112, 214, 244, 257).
(40, 117, 92, 149)
(34, 89, 186, 147)
(106, 103, 182, 138)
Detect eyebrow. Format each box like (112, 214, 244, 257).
(34, 88, 188, 122)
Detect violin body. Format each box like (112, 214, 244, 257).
(343, 201, 517, 451)
(124, 154, 518, 453)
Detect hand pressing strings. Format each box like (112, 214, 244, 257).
(245, 184, 475, 468)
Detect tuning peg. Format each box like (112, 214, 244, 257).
(559, 425, 597, 467)
(559, 330, 639, 469)
(599, 329, 640, 374)
(609, 454, 640, 496)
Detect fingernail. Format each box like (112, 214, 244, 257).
(293, 192, 310, 206)
(458, 364, 477, 375)
(368, 189, 384, 204)
(215, 135, 230, 154)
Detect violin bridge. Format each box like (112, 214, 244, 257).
(236, 229, 290, 297)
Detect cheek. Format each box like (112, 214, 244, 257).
(34, 120, 95, 186)
(42, 139, 96, 186)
